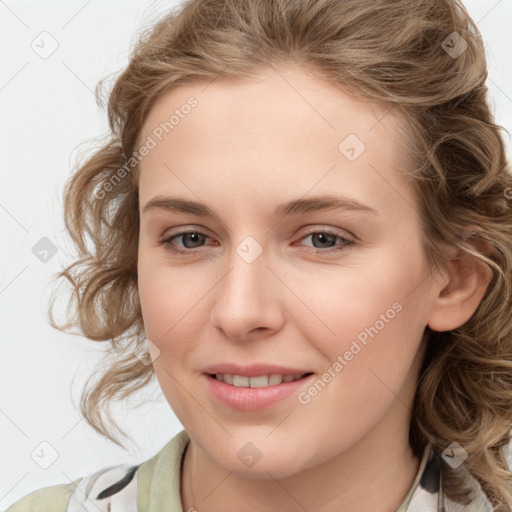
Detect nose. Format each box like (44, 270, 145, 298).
(210, 243, 285, 342)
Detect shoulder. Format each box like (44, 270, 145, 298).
(5, 478, 82, 512)
(5, 430, 190, 512)
(6, 464, 140, 512)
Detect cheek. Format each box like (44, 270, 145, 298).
(138, 264, 167, 337)
(137, 264, 199, 413)
(137, 260, 214, 365)
(138, 261, 187, 350)
(294, 253, 421, 345)
(295, 302, 425, 447)
(295, 249, 428, 389)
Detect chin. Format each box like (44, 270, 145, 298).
(205, 437, 311, 480)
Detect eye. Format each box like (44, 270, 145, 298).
(160, 228, 355, 256)
(161, 230, 213, 254)
(296, 229, 355, 255)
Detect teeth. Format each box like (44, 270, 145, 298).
(249, 375, 269, 388)
(233, 375, 250, 387)
(269, 374, 283, 385)
(214, 373, 307, 388)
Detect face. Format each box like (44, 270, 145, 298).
(136, 64, 438, 478)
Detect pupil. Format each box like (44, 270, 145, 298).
(181, 232, 336, 249)
(313, 233, 335, 248)
(184, 232, 203, 248)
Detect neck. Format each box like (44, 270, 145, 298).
(180, 406, 420, 512)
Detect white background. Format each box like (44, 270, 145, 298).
(1, 0, 511, 509)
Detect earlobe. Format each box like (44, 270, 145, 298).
(427, 238, 494, 333)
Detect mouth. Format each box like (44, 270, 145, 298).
(207, 372, 314, 388)
(204, 371, 316, 411)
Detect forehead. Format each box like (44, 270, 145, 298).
(140, 64, 408, 145)
(137, 65, 415, 219)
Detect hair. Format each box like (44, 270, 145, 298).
(48, 0, 512, 508)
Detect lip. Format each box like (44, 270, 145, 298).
(203, 362, 313, 377)
(202, 372, 316, 411)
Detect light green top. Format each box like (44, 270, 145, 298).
(5, 429, 428, 511)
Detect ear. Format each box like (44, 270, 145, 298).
(427, 234, 494, 332)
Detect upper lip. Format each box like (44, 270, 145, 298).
(204, 363, 314, 377)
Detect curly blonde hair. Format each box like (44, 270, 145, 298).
(49, 0, 512, 508)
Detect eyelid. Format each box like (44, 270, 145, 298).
(161, 225, 354, 241)
(160, 225, 356, 255)
(161, 229, 214, 249)
(298, 225, 355, 242)
(295, 227, 355, 254)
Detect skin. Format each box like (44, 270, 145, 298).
(136, 64, 492, 512)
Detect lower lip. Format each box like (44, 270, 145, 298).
(203, 374, 315, 411)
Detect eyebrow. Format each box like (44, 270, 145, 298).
(142, 194, 378, 219)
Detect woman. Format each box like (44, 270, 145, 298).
(7, 0, 512, 510)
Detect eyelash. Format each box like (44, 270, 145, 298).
(160, 228, 355, 256)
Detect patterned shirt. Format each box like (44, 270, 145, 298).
(5, 429, 502, 511)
